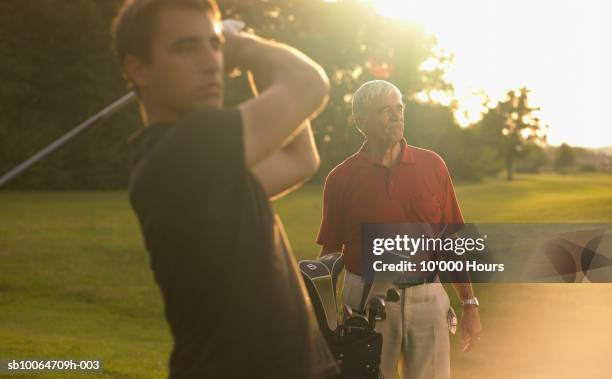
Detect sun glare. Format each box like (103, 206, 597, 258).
(367, 0, 611, 148)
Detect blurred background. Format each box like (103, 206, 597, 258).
(0, 1, 611, 378)
(1, 0, 610, 189)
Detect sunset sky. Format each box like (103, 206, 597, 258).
(370, 0, 610, 148)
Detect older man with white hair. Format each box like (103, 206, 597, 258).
(317, 80, 481, 379)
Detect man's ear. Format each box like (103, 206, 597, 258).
(122, 55, 150, 91)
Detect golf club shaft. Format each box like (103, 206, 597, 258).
(0, 92, 136, 188)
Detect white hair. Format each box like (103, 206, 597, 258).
(351, 80, 402, 118)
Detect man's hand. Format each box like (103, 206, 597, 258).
(460, 305, 482, 352)
(221, 19, 247, 75)
(221, 19, 329, 168)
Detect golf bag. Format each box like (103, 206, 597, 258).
(299, 253, 385, 379)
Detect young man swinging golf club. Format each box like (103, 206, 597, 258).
(112, 0, 338, 377)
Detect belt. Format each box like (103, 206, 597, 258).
(393, 274, 439, 289)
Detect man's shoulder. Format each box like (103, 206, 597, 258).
(408, 144, 448, 170)
(137, 107, 241, 150)
(179, 107, 242, 128)
(326, 152, 362, 182)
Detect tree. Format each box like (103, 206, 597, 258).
(0, 0, 133, 189)
(515, 144, 549, 173)
(1, 0, 492, 188)
(219, 0, 439, 178)
(555, 143, 574, 174)
(1, 0, 441, 188)
(474, 88, 547, 181)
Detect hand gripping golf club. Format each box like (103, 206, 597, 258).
(0, 92, 136, 188)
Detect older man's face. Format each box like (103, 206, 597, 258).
(361, 90, 405, 147)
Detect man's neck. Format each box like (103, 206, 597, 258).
(139, 100, 179, 127)
(365, 139, 402, 168)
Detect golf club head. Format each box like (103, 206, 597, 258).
(299, 260, 338, 335)
(343, 304, 354, 320)
(366, 296, 387, 331)
(385, 288, 400, 302)
(368, 296, 386, 313)
(375, 311, 387, 322)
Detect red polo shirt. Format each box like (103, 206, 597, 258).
(316, 139, 464, 275)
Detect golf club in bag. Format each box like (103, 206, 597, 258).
(299, 253, 400, 379)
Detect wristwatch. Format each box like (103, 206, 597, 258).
(461, 297, 479, 307)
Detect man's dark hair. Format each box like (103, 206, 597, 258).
(112, 0, 221, 64)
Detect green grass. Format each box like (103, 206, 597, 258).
(274, 173, 612, 260)
(0, 192, 169, 379)
(0, 173, 611, 379)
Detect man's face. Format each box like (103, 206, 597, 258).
(135, 7, 224, 115)
(359, 90, 405, 147)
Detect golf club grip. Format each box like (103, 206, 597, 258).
(0, 92, 136, 188)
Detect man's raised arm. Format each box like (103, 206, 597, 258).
(223, 30, 329, 168)
(251, 121, 320, 199)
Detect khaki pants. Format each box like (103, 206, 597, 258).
(342, 271, 452, 379)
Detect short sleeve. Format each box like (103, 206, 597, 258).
(148, 108, 244, 191)
(316, 170, 345, 248)
(437, 159, 465, 232)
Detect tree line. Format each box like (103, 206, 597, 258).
(0, 0, 573, 190)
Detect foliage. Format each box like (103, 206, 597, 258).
(555, 143, 574, 174)
(472, 88, 547, 181)
(0, 0, 132, 189)
(515, 144, 549, 174)
(0, 0, 555, 188)
(220, 0, 440, 178)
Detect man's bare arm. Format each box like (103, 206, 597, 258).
(243, 63, 322, 199)
(251, 121, 320, 199)
(223, 31, 329, 168)
(451, 282, 474, 302)
(452, 281, 482, 352)
(442, 232, 481, 351)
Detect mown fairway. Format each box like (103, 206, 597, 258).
(1, 173, 611, 378)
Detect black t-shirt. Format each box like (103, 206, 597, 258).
(129, 109, 338, 379)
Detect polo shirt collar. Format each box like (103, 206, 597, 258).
(357, 138, 416, 166)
